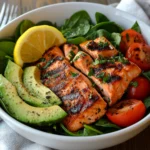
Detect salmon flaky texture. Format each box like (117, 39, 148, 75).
(38, 47, 107, 132)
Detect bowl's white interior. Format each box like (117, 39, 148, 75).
(0, 2, 149, 150)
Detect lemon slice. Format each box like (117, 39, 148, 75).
(14, 25, 66, 67)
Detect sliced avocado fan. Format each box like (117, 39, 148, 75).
(0, 74, 67, 125)
(4, 60, 59, 107)
(23, 66, 61, 105)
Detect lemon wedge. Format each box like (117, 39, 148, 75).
(14, 25, 66, 67)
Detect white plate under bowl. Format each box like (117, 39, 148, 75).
(0, 2, 150, 150)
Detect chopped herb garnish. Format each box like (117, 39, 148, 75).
(69, 50, 75, 61)
(130, 81, 138, 87)
(88, 68, 94, 76)
(39, 58, 46, 62)
(42, 59, 54, 69)
(96, 72, 105, 78)
(99, 59, 107, 64)
(107, 59, 115, 64)
(126, 33, 130, 42)
(89, 93, 93, 99)
(70, 72, 78, 77)
(37, 64, 41, 69)
(81, 53, 87, 57)
(53, 73, 60, 78)
(142, 71, 150, 81)
(92, 59, 100, 65)
(117, 56, 129, 64)
(103, 74, 111, 83)
(98, 42, 109, 48)
(92, 81, 96, 87)
(93, 55, 129, 66)
(73, 55, 80, 62)
(95, 72, 112, 83)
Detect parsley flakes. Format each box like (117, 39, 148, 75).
(130, 81, 138, 87)
(70, 72, 78, 77)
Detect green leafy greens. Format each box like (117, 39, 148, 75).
(131, 21, 141, 33)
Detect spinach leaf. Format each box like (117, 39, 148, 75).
(20, 20, 35, 35)
(0, 41, 15, 56)
(110, 32, 121, 46)
(85, 31, 97, 40)
(83, 124, 103, 136)
(86, 29, 111, 40)
(144, 97, 150, 109)
(0, 37, 15, 42)
(36, 20, 56, 27)
(63, 19, 90, 38)
(61, 10, 91, 39)
(61, 19, 69, 30)
(131, 21, 141, 33)
(15, 20, 35, 40)
(130, 81, 138, 87)
(62, 10, 91, 29)
(97, 29, 111, 39)
(67, 37, 86, 45)
(0, 51, 12, 74)
(142, 71, 150, 81)
(14, 20, 24, 41)
(86, 22, 123, 41)
(95, 12, 109, 24)
(91, 21, 124, 33)
(60, 124, 83, 136)
(95, 118, 120, 129)
(86, 29, 121, 48)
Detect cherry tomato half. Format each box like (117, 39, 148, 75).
(120, 29, 146, 54)
(106, 99, 146, 127)
(126, 43, 150, 71)
(126, 76, 150, 100)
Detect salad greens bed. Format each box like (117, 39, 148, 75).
(0, 10, 150, 136)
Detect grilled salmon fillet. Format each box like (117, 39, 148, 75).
(73, 51, 141, 106)
(38, 47, 107, 132)
(63, 44, 79, 61)
(80, 37, 118, 59)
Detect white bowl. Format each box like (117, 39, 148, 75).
(0, 2, 150, 150)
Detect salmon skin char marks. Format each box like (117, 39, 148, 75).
(71, 50, 141, 106)
(38, 47, 107, 132)
(80, 36, 119, 59)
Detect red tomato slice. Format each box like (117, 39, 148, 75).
(106, 99, 146, 127)
(120, 29, 146, 54)
(127, 76, 150, 100)
(126, 43, 150, 71)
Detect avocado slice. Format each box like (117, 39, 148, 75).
(4, 60, 53, 107)
(23, 66, 61, 105)
(0, 74, 67, 125)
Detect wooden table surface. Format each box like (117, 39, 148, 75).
(1, 0, 150, 150)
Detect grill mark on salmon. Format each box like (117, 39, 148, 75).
(80, 37, 118, 59)
(51, 81, 67, 93)
(38, 46, 107, 132)
(87, 40, 111, 51)
(41, 64, 67, 79)
(61, 92, 80, 101)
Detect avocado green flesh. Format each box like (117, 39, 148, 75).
(23, 66, 61, 105)
(4, 60, 52, 107)
(0, 74, 67, 125)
